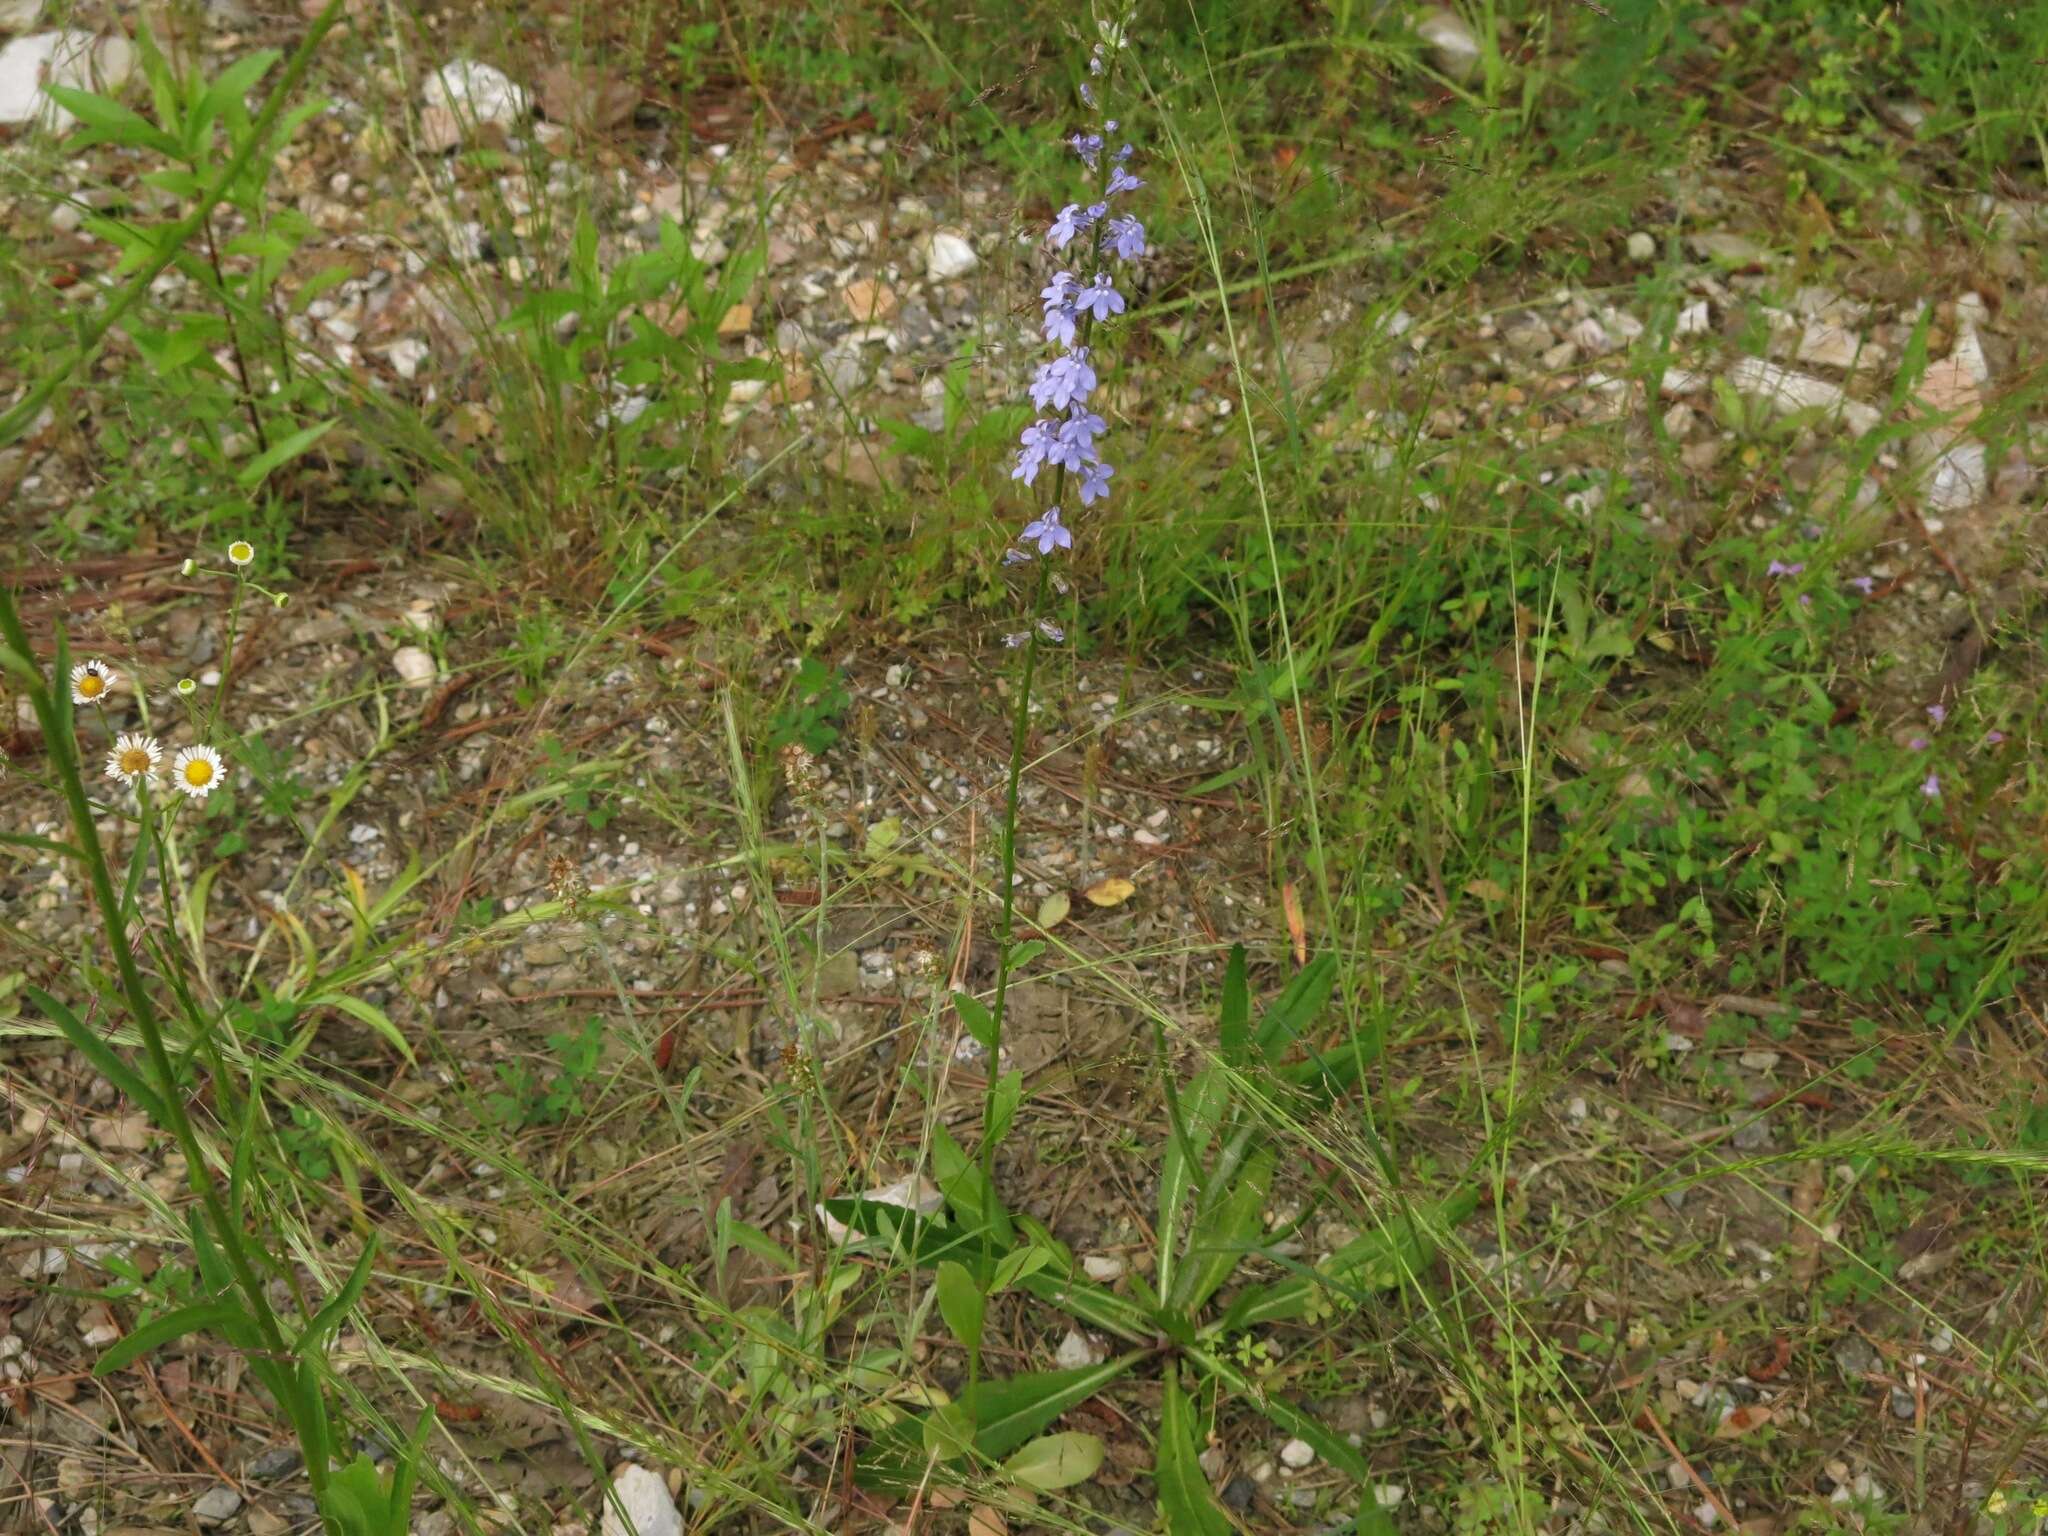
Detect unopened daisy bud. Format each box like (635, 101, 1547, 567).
(175, 677, 197, 696)
(105, 732, 162, 785)
(181, 558, 196, 576)
(273, 592, 289, 609)
(228, 540, 255, 567)
(70, 660, 115, 704)
(171, 744, 225, 799)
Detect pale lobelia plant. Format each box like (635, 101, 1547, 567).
(0, 549, 432, 1536)
(803, 31, 1475, 1533)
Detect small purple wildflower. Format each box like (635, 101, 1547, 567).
(1079, 80, 1097, 107)
(1105, 215, 1146, 261)
(1985, 730, 2006, 746)
(1002, 548, 1034, 567)
(1041, 271, 1078, 308)
(1036, 619, 1066, 643)
(1070, 132, 1104, 168)
(1798, 593, 1812, 608)
(1849, 575, 1876, 595)
(1909, 737, 1928, 752)
(1076, 272, 1125, 322)
(1767, 559, 1805, 578)
(1029, 349, 1097, 412)
(1048, 204, 1094, 249)
(1075, 458, 1115, 505)
(1921, 773, 1941, 800)
(1927, 703, 1947, 726)
(1019, 506, 1072, 556)
(1012, 419, 1058, 484)
(1043, 303, 1079, 347)
(1045, 428, 1091, 473)
(1058, 407, 1108, 459)
(1003, 632, 1029, 648)
(1114, 142, 1134, 162)
(1105, 166, 1142, 196)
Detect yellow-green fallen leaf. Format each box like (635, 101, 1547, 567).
(1004, 1430, 1105, 1491)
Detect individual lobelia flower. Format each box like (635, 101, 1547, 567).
(70, 660, 116, 705)
(1029, 349, 1097, 413)
(1920, 772, 1941, 800)
(227, 539, 255, 567)
(171, 744, 226, 799)
(1012, 419, 1060, 485)
(1104, 214, 1146, 262)
(1042, 285, 1081, 347)
(1075, 459, 1115, 505)
(1019, 507, 1073, 556)
(1075, 273, 1125, 322)
(105, 732, 162, 786)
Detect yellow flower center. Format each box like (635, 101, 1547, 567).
(230, 542, 253, 562)
(118, 748, 152, 775)
(78, 672, 104, 697)
(183, 758, 215, 787)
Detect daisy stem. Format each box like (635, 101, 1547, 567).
(213, 576, 247, 739)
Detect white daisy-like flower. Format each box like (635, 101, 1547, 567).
(171, 744, 226, 799)
(105, 732, 163, 785)
(227, 540, 255, 566)
(70, 660, 116, 704)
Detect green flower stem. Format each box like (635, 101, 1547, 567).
(978, 555, 1053, 1271)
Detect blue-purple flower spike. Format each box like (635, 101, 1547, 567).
(1006, 78, 1146, 582)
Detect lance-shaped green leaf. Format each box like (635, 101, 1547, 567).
(31, 987, 166, 1124)
(1171, 1144, 1275, 1314)
(1156, 1370, 1233, 1535)
(934, 1261, 985, 1356)
(94, 1299, 252, 1376)
(1157, 1066, 1229, 1299)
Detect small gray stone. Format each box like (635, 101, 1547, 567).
(1626, 231, 1656, 263)
(1833, 1335, 1881, 1379)
(1415, 6, 1480, 79)
(194, 1484, 244, 1525)
(924, 229, 978, 282)
(245, 1446, 302, 1480)
(600, 1464, 681, 1536)
(1731, 1115, 1772, 1152)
